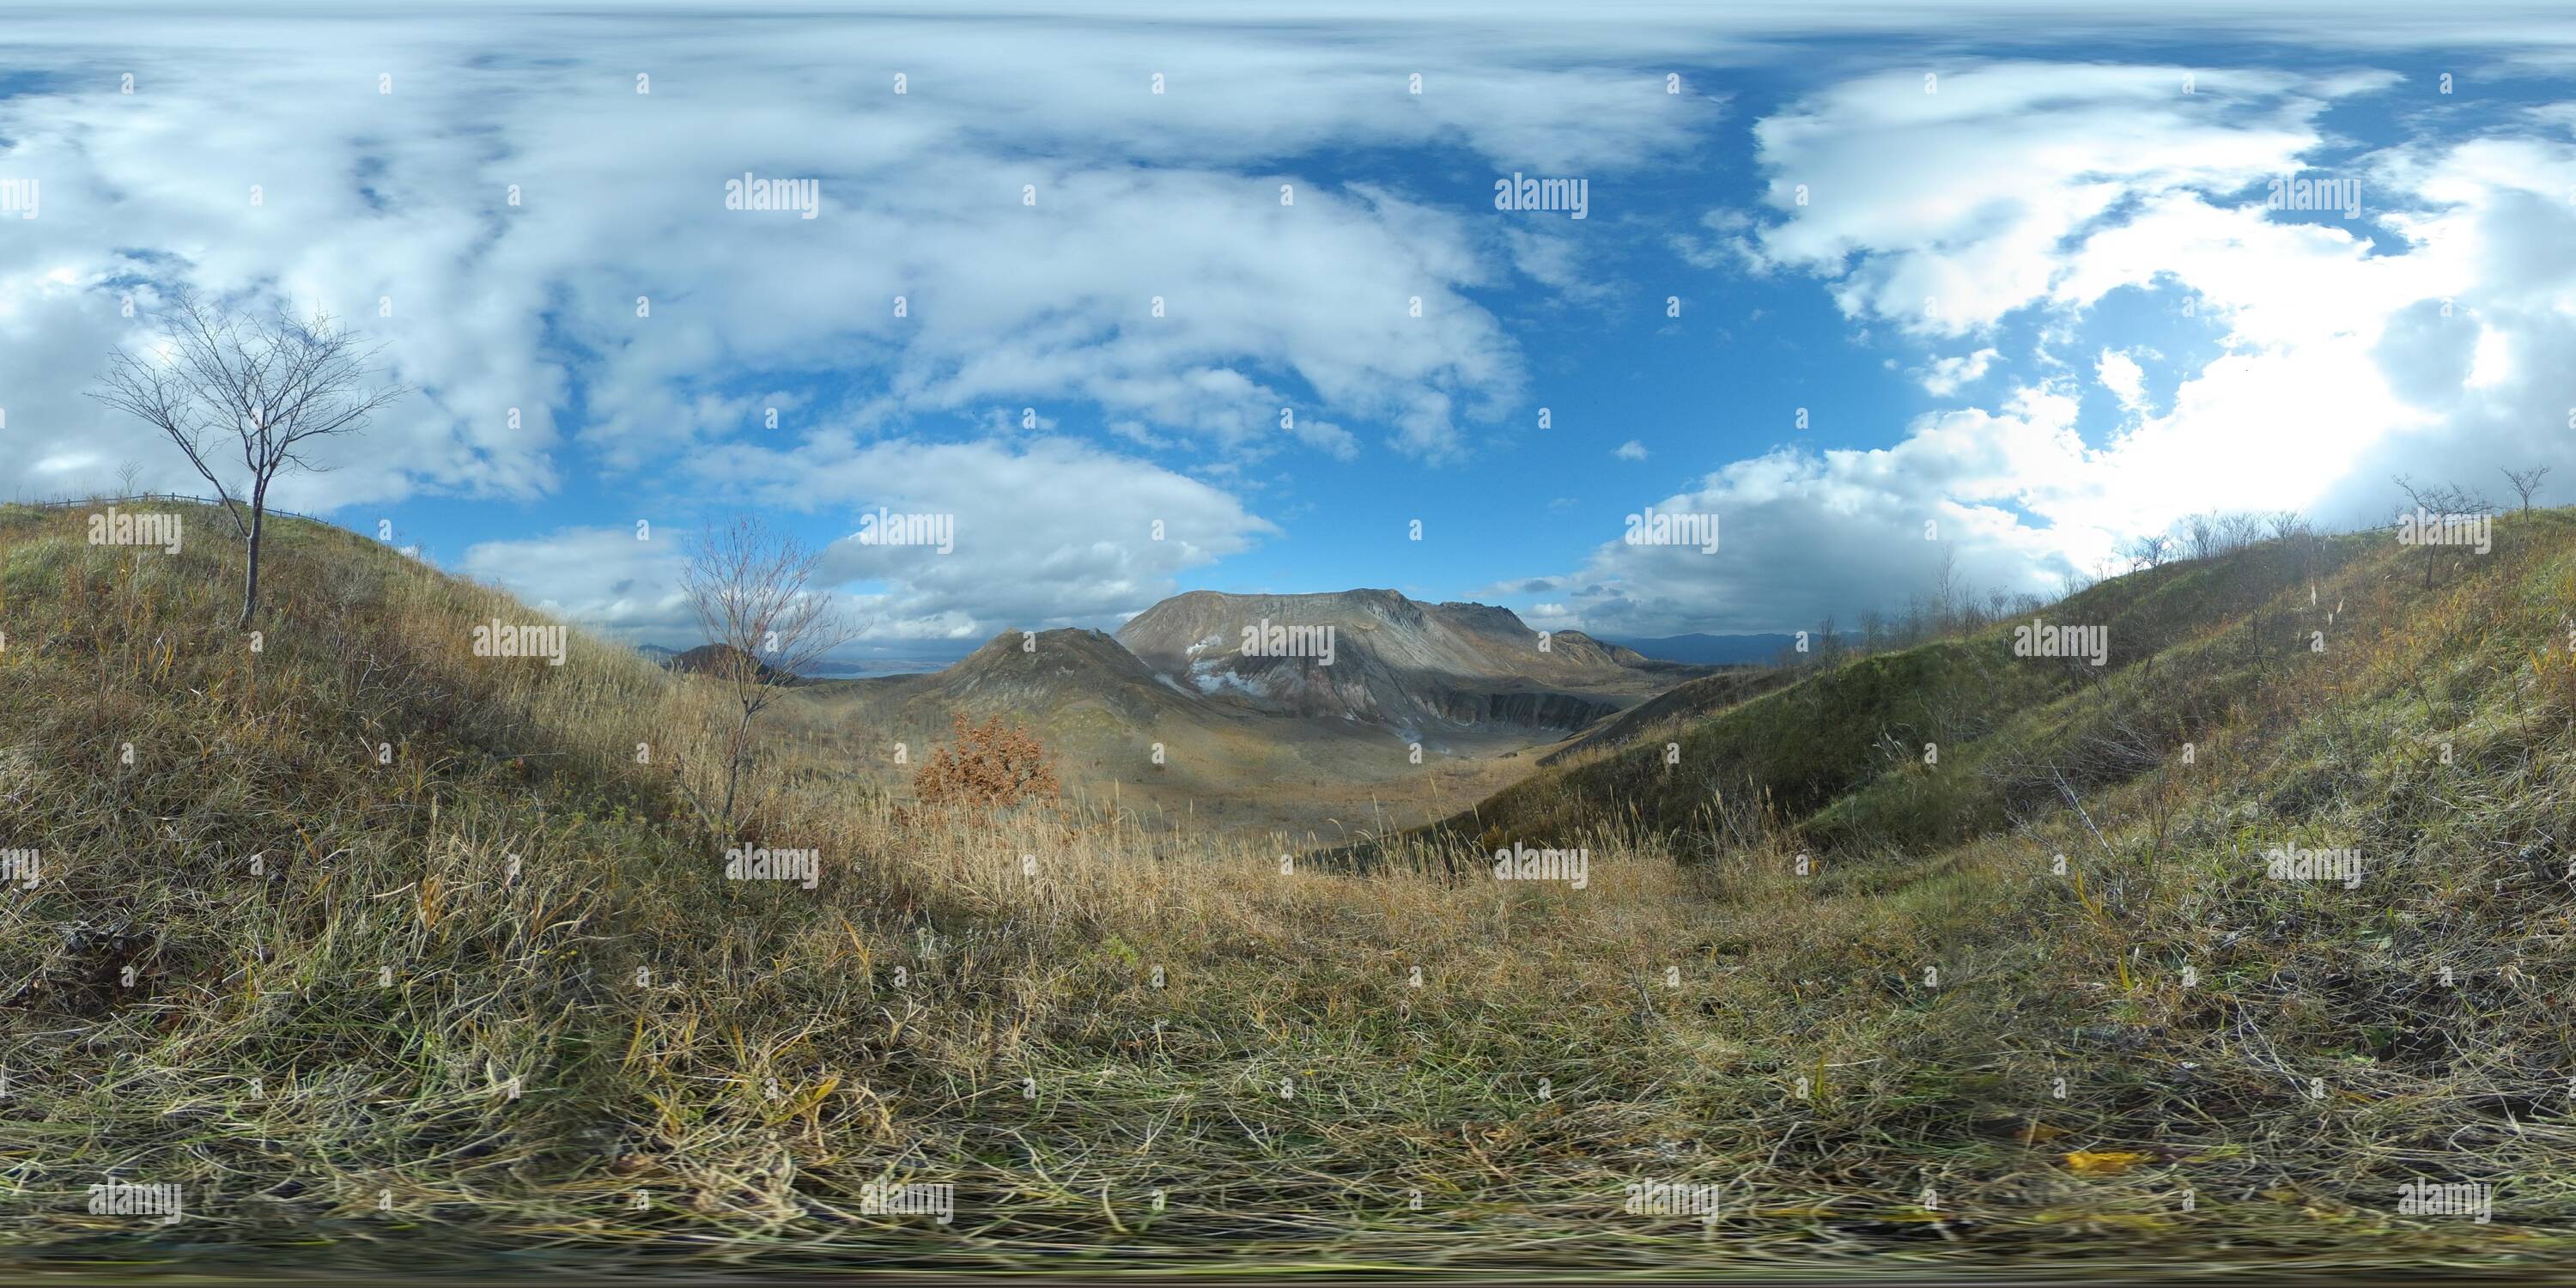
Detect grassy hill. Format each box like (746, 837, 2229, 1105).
(1418, 522, 2380, 854)
(797, 626, 1540, 844)
(2, 498, 2573, 1275)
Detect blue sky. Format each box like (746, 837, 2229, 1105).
(4, 3, 2574, 661)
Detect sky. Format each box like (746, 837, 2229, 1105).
(3, 2, 2574, 662)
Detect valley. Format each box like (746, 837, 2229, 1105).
(785, 589, 1718, 841)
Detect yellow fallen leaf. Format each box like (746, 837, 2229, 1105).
(2020, 1121, 2071, 1145)
(2063, 1150, 2156, 1176)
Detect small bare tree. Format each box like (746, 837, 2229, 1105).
(1929, 547, 1964, 635)
(2501, 465, 2552, 514)
(2216, 510, 2264, 553)
(2119, 533, 2170, 571)
(2182, 512, 2219, 561)
(2393, 475, 2494, 588)
(92, 288, 408, 628)
(677, 515, 859, 834)
(1858, 608, 1887, 654)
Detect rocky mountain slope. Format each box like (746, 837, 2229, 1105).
(1114, 588, 1669, 736)
(795, 592, 1704, 837)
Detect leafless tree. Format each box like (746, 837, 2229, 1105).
(2119, 533, 2170, 571)
(2501, 465, 2552, 514)
(2216, 510, 2264, 552)
(91, 288, 408, 628)
(677, 514, 860, 834)
(1859, 608, 1887, 654)
(1929, 547, 1964, 635)
(2182, 512, 2220, 561)
(2393, 475, 2494, 589)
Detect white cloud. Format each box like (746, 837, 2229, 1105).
(459, 526, 693, 639)
(2095, 348, 2148, 413)
(1613, 440, 1649, 460)
(0, 4, 1727, 509)
(1919, 347, 1999, 396)
(461, 434, 1277, 649)
(1540, 60, 2576, 635)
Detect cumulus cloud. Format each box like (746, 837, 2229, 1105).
(1516, 384, 2100, 635)
(2095, 348, 2149, 413)
(1532, 60, 2576, 635)
(461, 435, 1278, 649)
(0, 5, 1728, 510)
(1920, 347, 1999, 396)
(1613, 440, 1649, 460)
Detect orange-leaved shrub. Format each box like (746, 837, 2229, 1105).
(911, 712, 1061, 811)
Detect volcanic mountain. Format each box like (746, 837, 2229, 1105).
(799, 592, 1705, 837)
(1114, 588, 1665, 736)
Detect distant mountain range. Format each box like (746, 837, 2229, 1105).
(1116, 588, 1664, 736)
(635, 641, 951, 680)
(641, 618, 1799, 675)
(762, 588, 1720, 836)
(1601, 632, 1806, 665)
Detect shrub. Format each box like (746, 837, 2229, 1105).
(912, 712, 1060, 811)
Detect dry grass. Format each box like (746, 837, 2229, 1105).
(0, 499, 2571, 1277)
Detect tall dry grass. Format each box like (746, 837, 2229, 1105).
(0, 500, 2571, 1276)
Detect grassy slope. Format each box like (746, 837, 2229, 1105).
(1419, 527, 2375, 854)
(2, 500, 2572, 1273)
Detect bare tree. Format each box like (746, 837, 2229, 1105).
(2182, 512, 2219, 561)
(2216, 510, 2264, 553)
(1929, 547, 1964, 636)
(677, 515, 860, 835)
(2119, 533, 2170, 571)
(92, 288, 408, 628)
(2501, 465, 2552, 515)
(2392, 475, 2494, 589)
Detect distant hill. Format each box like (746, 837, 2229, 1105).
(1392, 518, 2464, 855)
(793, 592, 1711, 838)
(1603, 632, 1805, 665)
(1116, 588, 1674, 736)
(664, 642, 795, 684)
